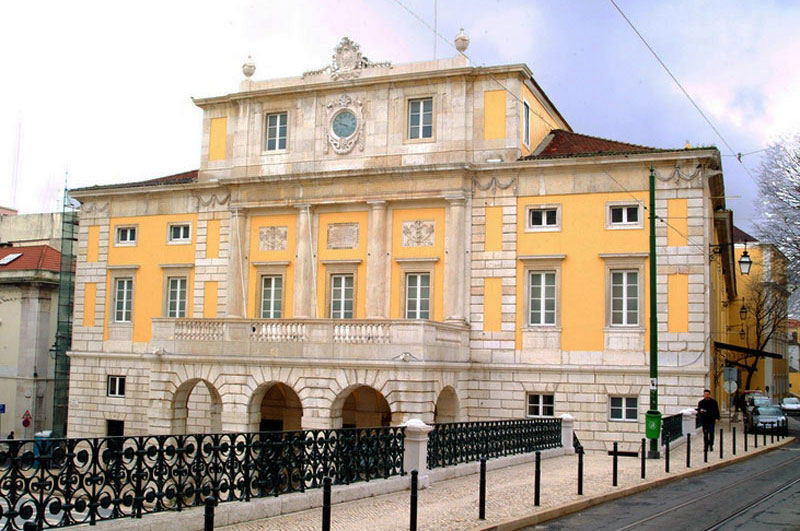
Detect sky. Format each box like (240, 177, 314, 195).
(1, 0, 798, 234)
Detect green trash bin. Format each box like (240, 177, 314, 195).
(645, 411, 662, 439)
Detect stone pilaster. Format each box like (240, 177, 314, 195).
(444, 195, 467, 323)
(293, 204, 314, 318)
(225, 208, 247, 318)
(366, 200, 388, 318)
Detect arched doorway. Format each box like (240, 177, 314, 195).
(434, 386, 459, 423)
(335, 385, 392, 428)
(248, 382, 303, 432)
(171, 378, 223, 434)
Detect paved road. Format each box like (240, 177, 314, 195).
(530, 417, 800, 531)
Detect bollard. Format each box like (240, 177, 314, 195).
(204, 496, 216, 531)
(322, 476, 331, 531)
(755, 429, 758, 448)
(479, 458, 486, 520)
(23, 523, 36, 531)
(410, 470, 418, 531)
(771, 423, 775, 444)
(744, 426, 748, 452)
(577, 449, 584, 496)
(704, 440, 708, 463)
(534, 451, 541, 506)
(733, 427, 736, 455)
(686, 434, 691, 468)
(665, 438, 670, 473)
(763, 429, 767, 447)
(641, 438, 646, 479)
(612, 442, 618, 487)
(720, 428, 723, 459)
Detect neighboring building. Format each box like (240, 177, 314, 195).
(713, 226, 789, 401)
(788, 319, 799, 396)
(67, 37, 738, 450)
(0, 244, 60, 438)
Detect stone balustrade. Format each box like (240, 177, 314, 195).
(151, 318, 470, 362)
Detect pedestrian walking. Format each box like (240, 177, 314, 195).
(697, 389, 720, 451)
(733, 391, 745, 422)
(6, 431, 13, 440)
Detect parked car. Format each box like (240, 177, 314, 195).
(781, 397, 800, 415)
(746, 405, 789, 435)
(744, 396, 773, 424)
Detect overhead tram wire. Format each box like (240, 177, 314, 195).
(608, 0, 760, 185)
(391, 0, 710, 254)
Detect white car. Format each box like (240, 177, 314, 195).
(781, 397, 800, 415)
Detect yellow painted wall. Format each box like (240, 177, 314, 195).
(208, 117, 227, 161)
(316, 211, 369, 319)
(106, 214, 197, 342)
(516, 193, 649, 351)
(203, 281, 218, 318)
(86, 226, 100, 263)
(790, 372, 800, 395)
(484, 207, 504, 252)
(667, 199, 688, 247)
(484, 91, 506, 140)
(390, 208, 446, 321)
(247, 214, 296, 319)
(83, 283, 96, 327)
(206, 219, 220, 259)
(520, 83, 558, 157)
(667, 274, 689, 333)
(483, 278, 503, 332)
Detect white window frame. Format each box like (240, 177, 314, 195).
(396, 257, 438, 321)
(610, 269, 639, 327)
(600, 253, 647, 330)
(107, 375, 126, 398)
(519, 255, 565, 330)
(610, 396, 638, 422)
(526, 393, 555, 417)
(265, 111, 288, 152)
(606, 201, 644, 230)
(115, 225, 137, 246)
(330, 273, 354, 319)
(523, 100, 531, 148)
(167, 223, 191, 244)
(405, 272, 431, 320)
(166, 276, 188, 318)
(260, 275, 283, 319)
(525, 204, 561, 232)
(529, 271, 557, 326)
(407, 97, 434, 140)
(114, 277, 134, 323)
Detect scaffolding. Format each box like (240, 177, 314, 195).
(52, 188, 78, 437)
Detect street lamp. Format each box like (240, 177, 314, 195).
(739, 302, 748, 322)
(738, 248, 752, 275)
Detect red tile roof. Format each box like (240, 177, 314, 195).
(72, 169, 198, 192)
(522, 129, 710, 160)
(0, 245, 61, 272)
(732, 225, 758, 243)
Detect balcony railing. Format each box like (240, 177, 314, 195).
(151, 318, 469, 362)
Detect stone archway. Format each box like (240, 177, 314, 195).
(247, 382, 303, 432)
(333, 385, 392, 429)
(171, 378, 223, 434)
(434, 386, 459, 423)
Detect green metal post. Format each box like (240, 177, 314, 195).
(648, 165, 661, 458)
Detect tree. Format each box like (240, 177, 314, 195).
(755, 133, 800, 316)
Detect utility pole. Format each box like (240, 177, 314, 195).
(646, 164, 662, 458)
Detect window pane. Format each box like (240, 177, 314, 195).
(611, 207, 623, 223)
(410, 113, 420, 127)
(531, 210, 542, 226)
(420, 274, 429, 288)
(422, 99, 432, 113)
(546, 209, 557, 225)
(422, 125, 432, 138)
(267, 138, 276, 150)
(627, 207, 638, 222)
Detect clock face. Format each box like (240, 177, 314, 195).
(332, 110, 357, 138)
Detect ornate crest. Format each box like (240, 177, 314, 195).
(402, 220, 435, 247)
(259, 226, 288, 251)
(303, 37, 391, 80)
(324, 95, 365, 155)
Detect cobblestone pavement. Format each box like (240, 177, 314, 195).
(221, 422, 789, 531)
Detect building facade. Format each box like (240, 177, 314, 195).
(67, 38, 737, 450)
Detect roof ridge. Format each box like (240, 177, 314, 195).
(551, 129, 657, 151)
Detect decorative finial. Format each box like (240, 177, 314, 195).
(242, 55, 256, 78)
(454, 28, 470, 53)
(684, 140, 692, 149)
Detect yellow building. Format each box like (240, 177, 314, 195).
(67, 37, 738, 451)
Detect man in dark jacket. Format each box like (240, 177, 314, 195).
(698, 389, 721, 451)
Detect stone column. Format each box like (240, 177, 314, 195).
(366, 200, 388, 318)
(401, 419, 434, 488)
(444, 195, 467, 323)
(293, 204, 314, 318)
(225, 208, 247, 318)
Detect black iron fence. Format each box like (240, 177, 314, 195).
(427, 418, 562, 469)
(660, 414, 683, 446)
(0, 427, 404, 530)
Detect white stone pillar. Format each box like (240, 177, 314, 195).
(225, 208, 247, 318)
(560, 413, 575, 452)
(401, 419, 434, 488)
(366, 200, 388, 318)
(444, 195, 467, 323)
(293, 204, 314, 318)
(681, 408, 697, 436)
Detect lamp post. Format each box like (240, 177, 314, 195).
(646, 165, 661, 458)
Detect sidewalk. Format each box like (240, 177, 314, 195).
(220, 420, 794, 531)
